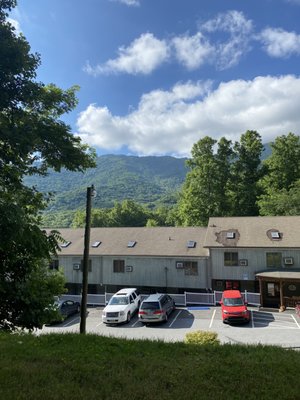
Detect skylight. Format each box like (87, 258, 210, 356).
(91, 241, 101, 248)
(271, 231, 280, 239)
(226, 232, 235, 239)
(60, 241, 71, 248)
(127, 241, 136, 248)
(187, 240, 196, 248)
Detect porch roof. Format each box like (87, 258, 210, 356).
(256, 270, 300, 281)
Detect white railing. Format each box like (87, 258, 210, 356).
(61, 290, 261, 307)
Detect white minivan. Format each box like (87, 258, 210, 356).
(102, 288, 141, 324)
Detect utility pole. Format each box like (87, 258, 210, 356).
(80, 185, 95, 334)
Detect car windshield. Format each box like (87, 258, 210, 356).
(109, 296, 129, 305)
(140, 301, 160, 310)
(223, 297, 244, 306)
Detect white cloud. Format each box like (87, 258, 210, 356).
(172, 33, 213, 70)
(77, 75, 300, 157)
(6, 17, 21, 34)
(284, 0, 300, 4)
(84, 10, 255, 76)
(111, 0, 140, 6)
(201, 10, 253, 70)
(259, 28, 300, 57)
(84, 33, 169, 75)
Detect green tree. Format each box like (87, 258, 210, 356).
(260, 133, 300, 192)
(0, 1, 95, 331)
(109, 200, 150, 227)
(258, 133, 300, 215)
(228, 130, 264, 216)
(258, 180, 300, 216)
(177, 136, 233, 226)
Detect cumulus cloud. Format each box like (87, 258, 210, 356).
(84, 10, 255, 76)
(201, 10, 254, 69)
(259, 28, 300, 57)
(172, 33, 213, 70)
(84, 33, 169, 75)
(77, 75, 300, 157)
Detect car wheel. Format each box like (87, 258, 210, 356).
(127, 312, 131, 323)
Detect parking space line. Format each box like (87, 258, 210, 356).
(131, 319, 141, 327)
(169, 309, 182, 328)
(291, 314, 300, 329)
(96, 322, 103, 327)
(63, 317, 80, 327)
(209, 309, 216, 328)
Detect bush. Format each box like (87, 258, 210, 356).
(184, 330, 220, 345)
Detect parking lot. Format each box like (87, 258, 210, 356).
(39, 306, 300, 348)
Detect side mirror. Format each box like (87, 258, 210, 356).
(219, 301, 223, 305)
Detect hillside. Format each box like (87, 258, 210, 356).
(24, 155, 188, 212)
(24, 143, 273, 213)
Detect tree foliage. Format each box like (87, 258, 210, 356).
(177, 131, 264, 226)
(0, 0, 95, 330)
(71, 200, 175, 228)
(228, 130, 264, 216)
(258, 133, 300, 215)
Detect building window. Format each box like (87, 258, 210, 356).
(225, 280, 240, 290)
(184, 261, 198, 276)
(224, 252, 238, 266)
(80, 260, 92, 272)
(49, 259, 59, 270)
(266, 252, 282, 268)
(113, 259, 125, 273)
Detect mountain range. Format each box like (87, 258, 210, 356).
(24, 155, 188, 212)
(24, 143, 272, 213)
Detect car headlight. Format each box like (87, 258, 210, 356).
(242, 310, 248, 314)
(120, 311, 125, 316)
(223, 310, 229, 314)
(102, 312, 106, 317)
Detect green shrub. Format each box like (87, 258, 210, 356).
(184, 330, 220, 345)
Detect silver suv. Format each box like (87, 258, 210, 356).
(138, 293, 175, 323)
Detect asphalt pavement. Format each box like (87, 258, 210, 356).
(39, 306, 300, 349)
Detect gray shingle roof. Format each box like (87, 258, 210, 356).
(204, 216, 300, 248)
(49, 227, 209, 257)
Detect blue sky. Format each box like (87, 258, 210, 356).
(9, 0, 300, 157)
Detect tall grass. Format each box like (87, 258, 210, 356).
(0, 332, 299, 400)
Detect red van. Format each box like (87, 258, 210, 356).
(220, 290, 250, 324)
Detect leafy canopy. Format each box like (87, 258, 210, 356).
(0, 0, 95, 330)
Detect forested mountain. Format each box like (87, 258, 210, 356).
(24, 155, 188, 211)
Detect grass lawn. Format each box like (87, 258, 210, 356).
(0, 332, 299, 400)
